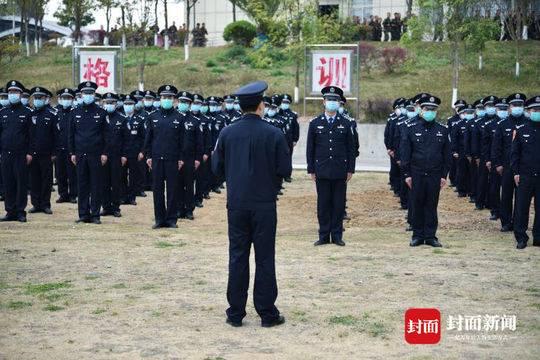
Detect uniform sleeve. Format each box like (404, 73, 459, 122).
(275, 131, 292, 179)
(442, 128, 451, 179)
(384, 118, 392, 149)
(178, 117, 185, 162)
(346, 123, 356, 173)
(68, 111, 75, 155)
(196, 120, 204, 161)
(464, 126, 471, 157)
(510, 130, 521, 175)
(144, 118, 154, 159)
(400, 129, 412, 178)
(101, 113, 108, 155)
(306, 122, 315, 174)
(481, 125, 491, 161)
(491, 125, 502, 167)
(450, 124, 459, 154)
(51, 112, 59, 156)
(28, 117, 36, 155)
(211, 132, 225, 179)
(352, 121, 360, 158)
(292, 114, 300, 143)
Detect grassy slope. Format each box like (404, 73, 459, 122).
(1, 41, 539, 119)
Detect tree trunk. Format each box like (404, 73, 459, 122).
(478, 53, 482, 71)
(515, 40, 520, 77)
(164, 0, 169, 50)
(233, 1, 236, 22)
(25, 14, 30, 56)
(139, 49, 146, 90)
(451, 39, 459, 107)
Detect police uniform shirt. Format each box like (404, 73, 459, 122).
(122, 113, 145, 158)
(511, 121, 540, 177)
(0, 101, 32, 155)
(30, 107, 57, 156)
(68, 102, 108, 156)
(144, 108, 184, 161)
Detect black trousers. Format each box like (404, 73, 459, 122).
(399, 170, 409, 208)
(102, 155, 122, 213)
(122, 157, 143, 202)
(76, 154, 103, 220)
(456, 156, 469, 195)
(152, 159, 179, 225)
(468, 159, 478, 199)
(1, 152, 28, 217)
(410, 173, 441, 241)
(449, 157, 457, 185)
(30, 154, 53, 210)
(476, 160, 489, 207)
(488, 170, 501, 216)
(226, 208, 280, 323)
(56, 149, 77, 200)
(0, 160, 4, 196)
(389, 156, 400, 193)
(178, 162, 195, 215)
(315, 178, 346, 242)
(500, 167, 516, 228)
(195, 158, 209, 202)
(513, 175, 540, 244)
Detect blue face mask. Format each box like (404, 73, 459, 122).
(82, 94, 94, 104)
(524, 111, 530, 118)
(153, 101, 160, 108)
(268, 109, 276, 117)
(8, 93, 20, 104)
(325, 100, 339, 112)
(530, 111, 540, 122)
(476, 110, 486, 117)
(144, 100, 153, 108)
(105, 104, 116, 113)
(486, 106, 496, 115)
(406, 111, 416, 119)
(191, 104, 201, 113)
(0, 99, 9, 107)
(59, 99, 73, 109)
(135, 101, 143, 110)
(21, 98, 29, 106)
(161, 99, 174, 110)
(33, 99, 45, 109)
(511, 107, 524, 116)
(234, 104, 241, 111)
(209, 105, 218, 113)
(123, 104, 134, 114)
(464, 114, 474, 121)
(496, 110, 508, 119)
(422, 110, 437, 122)
(281, 103, 290, 111)
(178, 102, 190, 112)
(201, 106, 208, 114)
(225, 103, 234, 110)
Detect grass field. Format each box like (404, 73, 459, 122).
(0, 171, 539, 359)
(1, 41, 539, 119)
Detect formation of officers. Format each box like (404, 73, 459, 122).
(0, 80, 300, 228)
(385, 92, 540, 249)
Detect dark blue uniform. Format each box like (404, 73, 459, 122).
(306, 113, 356, 244)
(178, 112, 202, 218)
(212, 112, 291, 325)
(121, 113, 145, 203)
(102, 111, 125, 215)
(144, 107, 184, 227)
(194, 113, 213, 205)
(400, 119, 451, 244)
(29, 107, 57, 211)
(0, 102, 32, 219)
(68, 102, 108, 221)
(446, 113, 461, 186)
(451, 118, 469, 196)
(209, 109, 227, 191)
(55, 105, 78, 202)
(482, 116, 500, 219)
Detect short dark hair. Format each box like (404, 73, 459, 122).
(241, 100, 261, 113)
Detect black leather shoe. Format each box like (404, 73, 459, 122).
(185, 212, 194, 220)
(226, 318, 242, 327)
(516, 241, 527, 250)
(533, 239, 540, 247)
(28, 207, 40, 214)
(400, 205, 408, 210)
(76, 217, 91, 223)
(203, 193, 211, 200)
(113, 211, 122, 218)
(167, 223, 178, 228)
(43, 208, 53, 215)
(91, 218, 101, 224)
(458, 193, 467, 198)
(56, 197, 69, 203)
(220, 184, 225, 189)
(410, 238, 424, 247)
(277, 190, 283, 196)
(152, 223, 163, 229)
(17, 215, 27, 223)
(195, 201, 203, 208)
(489, 214, 499, 221)
(100, 210, 113, 216)
(406, 225, 413, 231)
(500, 225, 513, 232)
(475, 205, 484, 210)
(425, 239, 443, 247)
(469, 198, 476, 203)
(0, 215, 17, 221)
(314, 239, 330, 246)
(284, 177, 292, 183)
(261, 315, 285, 328)
(332, 238, 346, 246)
(137, 191, 147, 197)
(70, 198, 78, 204)
(212, 188, 221, 194)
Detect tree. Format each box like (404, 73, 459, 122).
(97, 0, 119, 45)
(406, 0, 414, 17)
(54, 0, 95, 44)
(163, 0, 169, 49)
(236, 0, 281, 34)
(462, 18, 499, 71)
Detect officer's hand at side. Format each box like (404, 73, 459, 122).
(405, 177, 412, 189)
(26, 154, 33, 165)
(51, 155, 56, 162)
(514, 175, 520, 186)
(453, 153, 459, 159)
(146, 158, 152, 170)
(195, 160, 200, 169)
(203, 154, 208, 162)
(467, 156, 472, 162)
(71, 155, 77, 165)
(496, 166, 503, 175)
(178, 160, 184, 170)
(293, 142, 297, 147)
(137, 152, 144, 161)
(121, 157, 127, 166)
(101, 155, 108, 166)
(346, 173, 353, 182)
(486, 161, 491, 171)
(310, 173, 316, 181)
(440, 178, 447, 188)
(475, 158, 480, 166)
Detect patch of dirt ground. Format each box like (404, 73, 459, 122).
(0, 171, 538, 359)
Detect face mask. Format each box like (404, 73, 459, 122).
(234, 104, 241, 111)
(135, 101, 143, 110)
(60, 99, 73, 109)
(161, 99, 174, 110)
(325, 101, 339, 112)
(33, 99, 45, 109)
(268, 109, 276, 117)
(153, 101, 160, 109)
(123, 104, 134, 114)
(511, 107, 524, 116)
(178, 102, 190, 112)
(8, 93, 20, 104)
(82, 94, 94, 104)
(104, 104, 116, 113)
(201, 105, 208, 114)
(496, 110, 508, 119)
(21, 98, 29, 106)
(422, 110, 437, 122)
(281, 103, 290, 111)
(464, 114, 475, 121)
(530, 111, 540, 122)
(225, 103, 234, 110)
(407, 111, 416, 119)
(191, 104, 201, 112)
(476, 110, 486, 117)
(338, 107, 344, 114)
(524, 111, 530, 118)
(0, 99, 9, 107)
(486, 106, 496, 116)
(209, 105, 218, 113)
(144, 100, 153, 108)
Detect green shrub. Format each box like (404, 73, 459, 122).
(223, 21, 257, 47)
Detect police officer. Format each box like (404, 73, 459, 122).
(141, 90, 157, 194)
(471, 97, 494, 210)
(55, 88, 78, 204)
(511, 95, 540, 249)
(28, 87, 57, 215)
(192, 94, 213, 208)
(481, 96, 501, 220)
(492, 93, 527, 232)
(121, 95, 146, 206)
(208, 96, 226, 194)
(464, 99, 483, 204)
(384, 97, 405, 195)
(307, 86, 356, 246)
(279, 94, 299, 182)
(400, 95, 451, 247)
(0, 80, 32, 222)
(211, 80, 291, 328)
(447, 99, 467, 187)
(68, 81, 108, 224)
(101, 93, 124, 217)
(144, 85, 184, 229)
(0, 87, 7, 201)
(452, 104, 473, 198)
(223, 95, 241, 125)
